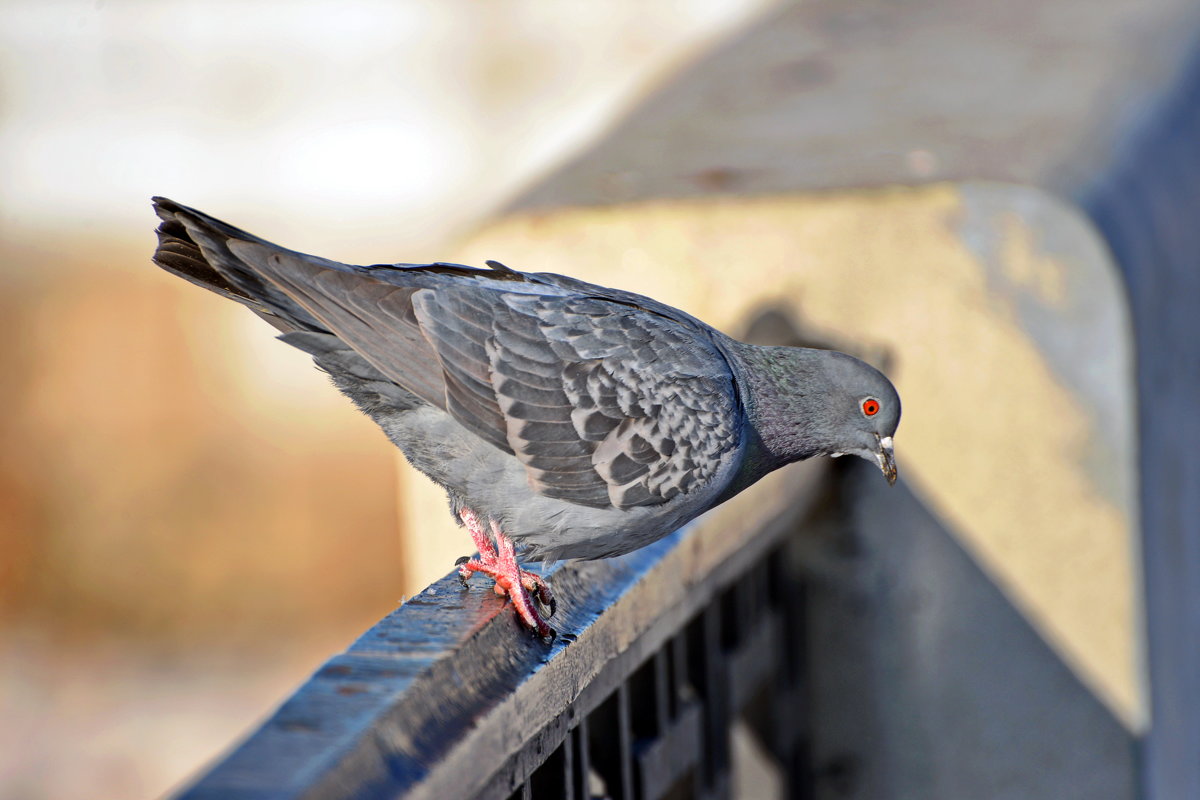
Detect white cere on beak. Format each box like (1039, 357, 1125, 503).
(880, 436, 893, 451)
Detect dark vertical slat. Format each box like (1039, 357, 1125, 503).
(718, 585, 739, 650)
(629, 657, 660, 741)
(530, 736, 570, 800)
(734, 567, 755, 637)
(682, 613, 712, 797)
(573, 721, 590, 800)
(753, 560, 770, 622)
(561, 727, 576, 800)
(617, 683, 635, 800)
(777, 544, 814, 800)
(684, 615, 706, 699)
(663, 638, 678, 723)
(702, 603, 731, 799)
(671, 631, 691, 715)
(765, 547, 783, 611)
(653, 650, 670, 731)
(586, 698, 616, 799)
(587, 686, 634, 800)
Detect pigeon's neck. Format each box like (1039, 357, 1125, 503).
(722, 341, 834, 492)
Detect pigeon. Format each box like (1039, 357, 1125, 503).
(151, 197, 900, 640)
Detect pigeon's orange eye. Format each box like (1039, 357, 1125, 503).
(862, 398, 880, 417)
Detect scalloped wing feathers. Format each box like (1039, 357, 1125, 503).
(412, 290, 739, 509)
(217, 242, 738, 511)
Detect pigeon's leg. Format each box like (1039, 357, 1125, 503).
(456, 509, 497, 584)
(456, 508, 555, 641)
(491, 519, 556, 616)
(456, 510, 552, 606)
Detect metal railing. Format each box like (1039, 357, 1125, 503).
(177, 461, 827, 800)
(490, 543, 811, 800)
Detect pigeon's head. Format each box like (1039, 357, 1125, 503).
(819, 351, 900, 484)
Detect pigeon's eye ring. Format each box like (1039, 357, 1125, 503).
(861, 398, 880, 417)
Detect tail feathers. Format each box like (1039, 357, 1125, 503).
(151, 196, 323, 334)
(150, 197, 450, 408)
(152, 199, 255, 305)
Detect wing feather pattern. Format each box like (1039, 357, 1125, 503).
(413, 290, 740, 510)
(155, 198, 740, 512)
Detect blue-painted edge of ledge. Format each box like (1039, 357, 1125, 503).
(175, 538, 664, 799)
(174, 460, 825, 800)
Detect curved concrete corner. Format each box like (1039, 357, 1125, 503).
(439, 183, 1140, 799)
(398, 0, 1200, 795)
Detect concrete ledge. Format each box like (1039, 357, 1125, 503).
(396, 0, 1200, 794)
(442, 182, 1139, 735)
(179, 455, 824, 799)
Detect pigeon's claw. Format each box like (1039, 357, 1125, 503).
(457, 508, 556, 641)
(502, 571, 557, 643)
(456, 556, 473, 588)
(519, 570, 557, 618)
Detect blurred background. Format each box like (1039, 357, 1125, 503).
(0, 2, 771, 797)
(4, 0, 1198, 798)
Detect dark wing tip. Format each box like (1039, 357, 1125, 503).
(151, 196, 199, 224)
(149, 197, 256, 304)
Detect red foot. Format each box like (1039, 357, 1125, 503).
(457, 508, 556, 642)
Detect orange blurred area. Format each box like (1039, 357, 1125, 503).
(0, 238, 406, 648)
(0, 236, 406, 797)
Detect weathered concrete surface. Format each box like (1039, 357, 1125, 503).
(496, 12, 1200, 793)
(802, 458, 1135, 800)
(394, 0, 1200, 795)
(443, 185, 1139, 737)
(508, 0, 1200, 209)
(177, 453, 827, 800)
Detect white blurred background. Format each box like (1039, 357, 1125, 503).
(0, 2, 774, 797)
(2, 0, 773, 251)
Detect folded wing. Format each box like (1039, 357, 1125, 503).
(153, 197, 741, 511)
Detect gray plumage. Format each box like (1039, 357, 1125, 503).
(151, 197, 900, 562)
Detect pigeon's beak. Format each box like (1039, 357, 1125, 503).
(875, 435, 897, 486)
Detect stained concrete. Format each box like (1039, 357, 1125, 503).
(801, 459, 1135, 800)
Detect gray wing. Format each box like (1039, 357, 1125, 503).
(152, 198, 741, 511)
(412, 290, 742, 509)
(239, 244, 740, 510)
